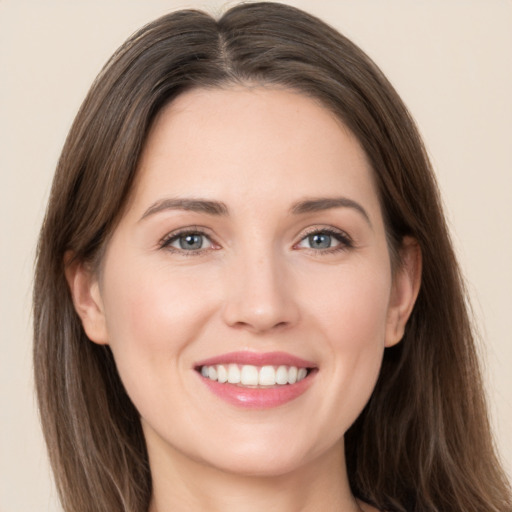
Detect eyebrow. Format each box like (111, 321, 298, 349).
(139, 196, 371, 226)
(291, 197, 372, 226)
(139, 198, 229, 221)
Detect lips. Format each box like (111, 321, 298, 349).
(194, 351, 317, 408)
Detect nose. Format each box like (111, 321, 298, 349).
(221, 248, 300, 334)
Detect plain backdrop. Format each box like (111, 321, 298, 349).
(1, 1, 511, 510)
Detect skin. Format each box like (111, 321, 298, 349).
(68, 87, 421, 512)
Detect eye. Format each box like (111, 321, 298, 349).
(303, 232, 337, 250)
(296, 228, 352, 252)
(160, 229, 214, 253)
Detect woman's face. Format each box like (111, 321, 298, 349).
(73, 87, 417, 477)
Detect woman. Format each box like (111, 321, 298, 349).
(33, 2, 512, 511)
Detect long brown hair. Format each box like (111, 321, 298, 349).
(33, 3, 512, 511)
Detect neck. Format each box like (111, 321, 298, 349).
(146, 432, 362, 512)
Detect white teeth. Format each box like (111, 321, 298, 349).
(240, 365, 259, 386)
(217, 364, 228, 383)
(258, 366, 275, 386)
(275, 365, 289, 385)
(208, 366, 217, 381)
(227, 364, 241, 384)
(288, 366, 298, 384)
(200, 364, 310, 386)
(297, 368, 307, 381)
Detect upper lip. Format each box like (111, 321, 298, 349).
(195, 351, 316, 369)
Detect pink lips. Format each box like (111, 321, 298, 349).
(196, 351, 315, 368)
(195, 351, 317, 409)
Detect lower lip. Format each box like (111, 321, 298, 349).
(199, 372, 315, 409)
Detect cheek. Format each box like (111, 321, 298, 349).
(304, 262, 391, 425)
(104, 261, 215, 346)
(305, 260, 392, 345)
(100, 261, 220, 399)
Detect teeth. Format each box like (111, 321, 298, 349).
(200, 364, 310, 386)
(275, 365, 289, 385)
(208, 366, 217, 381)
(217, 364, 228, 383)
(227, 364, 241, 384)
(240, 365, 259, 385)
(297, 368, 307, 381)
(258, 366, 275, 386)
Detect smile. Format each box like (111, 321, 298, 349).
(199, 364, 309, 387)
(195, 352, 317, 408)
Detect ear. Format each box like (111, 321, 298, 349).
(64, 252, 109, 345)
(385, 237, 422, 347)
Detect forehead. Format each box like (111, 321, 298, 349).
(129, 86, 380, 219)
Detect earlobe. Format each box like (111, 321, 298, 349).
(64, 252, 109, 345)
(385, 237, 422, 347)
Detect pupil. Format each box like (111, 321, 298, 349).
(180, 234, 202, 250)
(310, 233, 331, 249)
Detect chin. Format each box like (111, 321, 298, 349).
(203, 450, 312, 478)
(193, 430, 342, 479)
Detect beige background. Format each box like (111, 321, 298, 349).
(1, 0, 511, 510)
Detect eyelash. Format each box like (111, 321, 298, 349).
(158, 226, 354, 256)
(296, 226, 354, 255)
(159, 226, 216, 256)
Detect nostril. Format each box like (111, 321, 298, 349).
(220, 264, 300, 332)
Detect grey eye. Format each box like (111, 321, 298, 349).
(296, 229, 348, 252)
(162, 229, 215, 253)
(162, 232, 212, 253)
(177, 233, 205, 250)
(307, 233, 332, 249)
